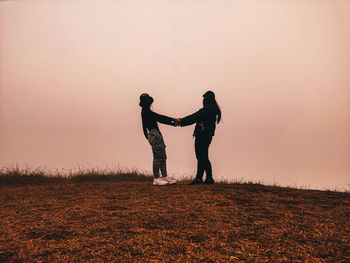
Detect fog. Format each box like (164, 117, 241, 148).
(1, 1, 349, 190)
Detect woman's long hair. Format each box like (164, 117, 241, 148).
(203, 92, 222, 124)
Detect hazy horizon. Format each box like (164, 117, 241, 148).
(1, 1, 349, 190)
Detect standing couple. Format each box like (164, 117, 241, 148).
(139, 91, 221, 186)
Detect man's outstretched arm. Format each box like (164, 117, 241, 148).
(151, 111, 175, 126)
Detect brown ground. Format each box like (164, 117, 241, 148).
(0, 181, 349, 262)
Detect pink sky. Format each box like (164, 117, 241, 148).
(1, 1, 349, 190)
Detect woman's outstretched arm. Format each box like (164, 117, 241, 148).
(180, 107, 209, 126)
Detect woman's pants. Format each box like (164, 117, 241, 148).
(195, 134, 213, 180)
(148, 129, 167, 179)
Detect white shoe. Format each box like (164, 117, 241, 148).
(163, 177, 176, 184)
(153, 178, 168, 186)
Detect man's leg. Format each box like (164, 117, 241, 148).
(159, 159, 167, 178)
(157, 136, 168, 178)
(153, 157, 160, 179)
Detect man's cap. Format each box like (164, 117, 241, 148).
(139, 93, 154, 107)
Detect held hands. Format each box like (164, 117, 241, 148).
(172, 118, 182, 127)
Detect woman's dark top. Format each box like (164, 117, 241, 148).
(141, 107, 173, 139)
(181, 104, 218, 137)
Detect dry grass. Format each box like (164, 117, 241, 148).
(0, 169, 349, 262)
(0, 166, 152, 187)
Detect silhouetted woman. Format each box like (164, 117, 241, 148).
(139, 93, 176, 186)
(179, 91, 221, 185)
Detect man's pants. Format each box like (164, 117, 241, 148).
(148, 129, 167, 179)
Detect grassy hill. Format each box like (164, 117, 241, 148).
(0, 169, 349, 262)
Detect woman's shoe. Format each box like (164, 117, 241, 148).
(203, 178, 215, 184)
(189, 179, 203, 185)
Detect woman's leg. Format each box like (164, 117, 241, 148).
(195, 137, 205, 181)
(195, 135, 213, 181)
(205, 159, 213, 180)
(204, 136, 213, 180)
